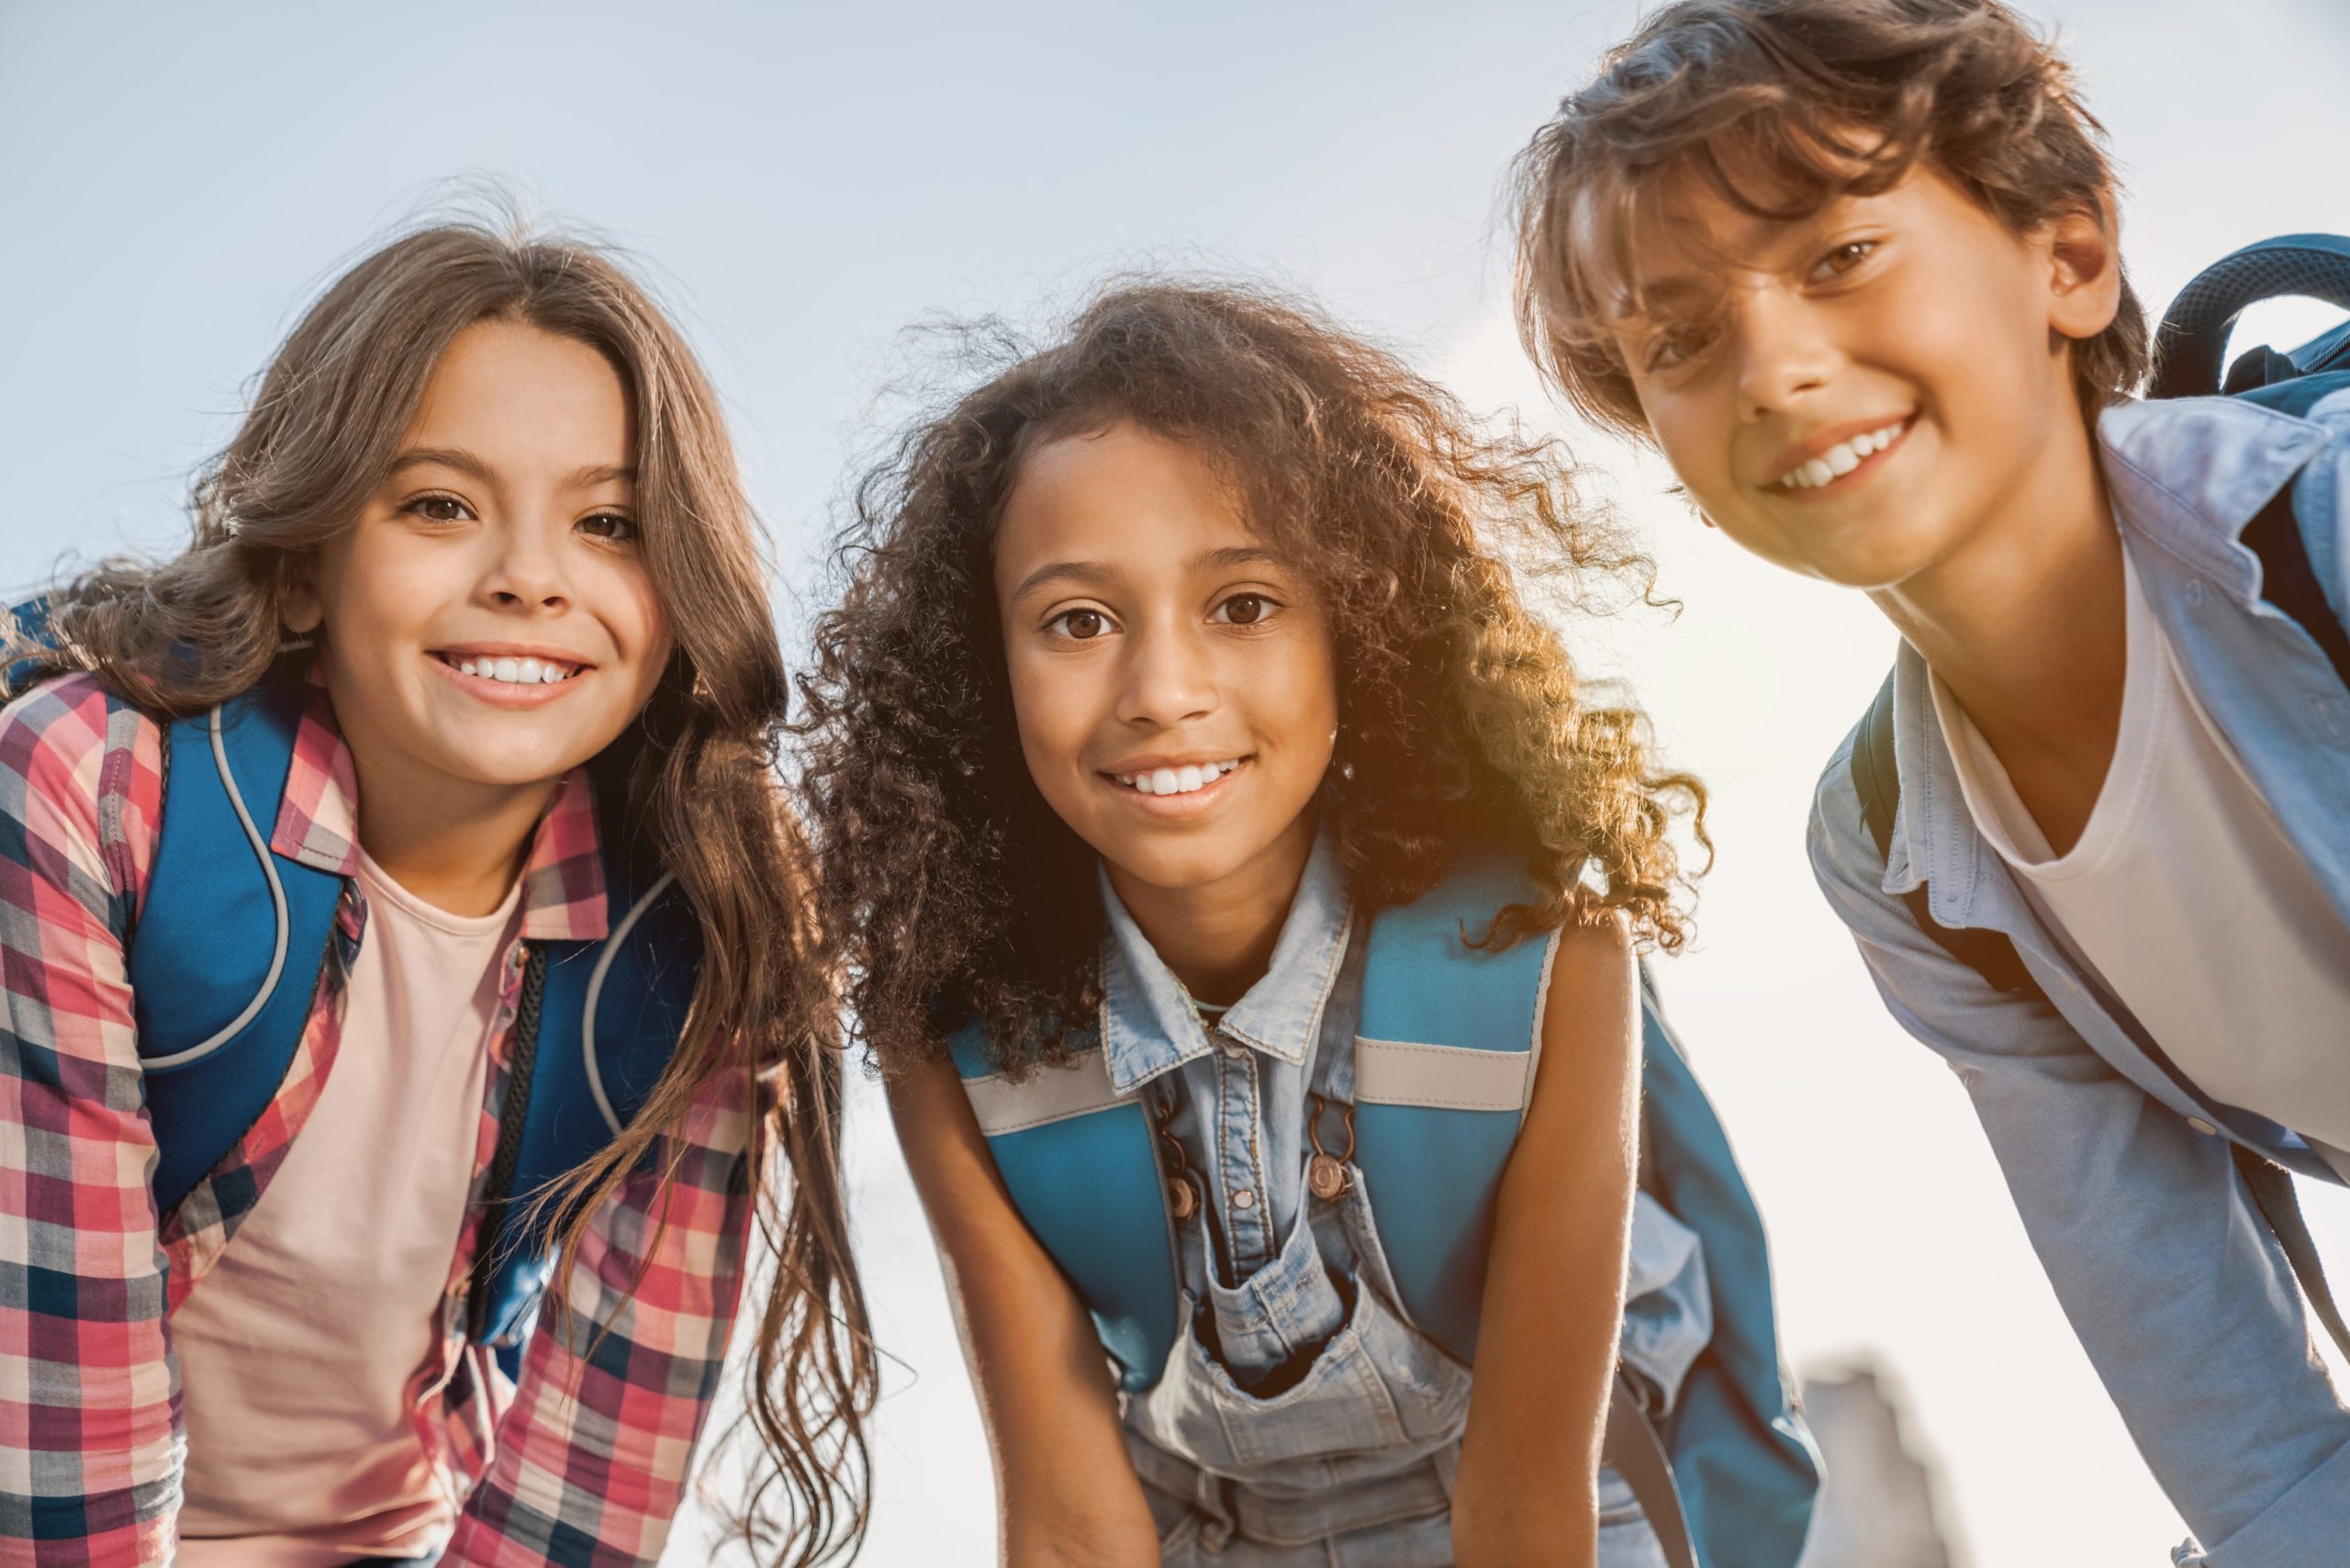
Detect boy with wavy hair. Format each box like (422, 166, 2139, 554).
(1515, 0, 2350, 1560)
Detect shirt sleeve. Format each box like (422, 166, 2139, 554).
(1807, 746, 2350, 1565)
(442, 1067, 758, 1567)
(0, 678, 178, 1567)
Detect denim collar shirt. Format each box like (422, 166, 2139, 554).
(1096, 832, 1706, 1564)
(1807, 388, 2350, 1566)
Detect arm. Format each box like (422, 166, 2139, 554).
(1451, 914, 1641, 1568)
(0, 681, 178, 1567)
(443, 1070, 757, 1567)
(889, 1051, 1158, 1567)
(1808, 767, 2350, 1565)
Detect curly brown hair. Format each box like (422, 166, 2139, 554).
(793, 280, 1706, 1075)
(1512, 0, 2150, 436)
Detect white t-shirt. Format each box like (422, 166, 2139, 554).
(1931, 542, 2350, 1174)
(173, 850, 519, 1567)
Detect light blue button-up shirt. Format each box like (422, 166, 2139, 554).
(1807, 389, 2350, 1565)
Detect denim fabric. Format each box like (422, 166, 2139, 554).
(1807, 390, 2350, 1565)
(1104, 834, 1703, 1563)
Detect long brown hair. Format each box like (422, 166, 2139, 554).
(794, 280, 1706, 1077)
(7, 218, 875, 1563)
(1512, 0, 2150, 436)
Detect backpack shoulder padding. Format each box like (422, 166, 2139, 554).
(133, 673, 345, 1215)
(1355, 850, 1553, 1365)
(948, 1023, 1182, 1393)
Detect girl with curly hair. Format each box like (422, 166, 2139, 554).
(795, 280, 1745, 1567)
(0, 220, 873, 1567)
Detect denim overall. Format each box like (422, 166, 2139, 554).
(1102, 836, 1713, 1564)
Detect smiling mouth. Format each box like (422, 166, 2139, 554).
(1771, 417, 1911, 492)
(431, 652, 587, 687)
(1109, 758, 1246, 797)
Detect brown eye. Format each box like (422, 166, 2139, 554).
(1218, 593, 1277, 626)
(406, 493, 473, 523)
(578, 512, 638, 543)
(1052, 609, 1109, 640)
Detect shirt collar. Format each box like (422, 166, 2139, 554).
(2098, 394, 2332, 592)
(1098, 827, 1352, 1095)
(268, 669, 611, 941)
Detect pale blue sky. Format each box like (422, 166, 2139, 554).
(6, 3, 2348, 1563)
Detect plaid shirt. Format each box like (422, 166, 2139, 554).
(0, 672, 755, 1566)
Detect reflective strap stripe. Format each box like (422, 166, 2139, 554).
(1353, 1036, 1533, 1112)
(963, 1046, 1129, 1135)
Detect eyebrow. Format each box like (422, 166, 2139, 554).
(1007, 544, 1289, 605)
(384, 448, 636, 489)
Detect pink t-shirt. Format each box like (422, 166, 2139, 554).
(173, 850, 520, 1566)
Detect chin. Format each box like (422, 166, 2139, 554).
(1098, 834, 1254, 894)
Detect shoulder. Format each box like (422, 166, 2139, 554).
(0, 672, 165, 902)
(2098, 394, 2335, 543)
(1805, 702, 1883, 904)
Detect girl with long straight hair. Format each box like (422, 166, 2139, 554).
(0, 219, 873, 1567)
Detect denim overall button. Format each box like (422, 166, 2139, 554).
(2187, 1116, 2219, 1136)
(1231, 1189, 1257, 1210)
(2185, 578, 2205, 609)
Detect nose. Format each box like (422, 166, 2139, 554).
(479, 515, 570, 612)
(1734, 288, 1840, 422)
(1114, 621, 1217, 730)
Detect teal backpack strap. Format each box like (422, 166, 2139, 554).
(1358, 853, 1819, 1568)
(467, 851, 699, 1353)
(1353, 852, 1554, 1363)
(1637, 969, 1822, 1568)
(126, 668, 345, 1215)
(950, 1024, 1182, 1392)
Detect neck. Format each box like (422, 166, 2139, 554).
(1105, 812, 1319, 1007)
(352, 758, 555, 917)
(1868, 406, 2125, 782)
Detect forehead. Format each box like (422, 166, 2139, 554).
(998, 422, 1260, 563)
(406, 320, 634, 459)
(1580, 165, 1830, 321)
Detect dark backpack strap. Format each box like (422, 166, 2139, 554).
(1605, 1372, 1697, 1568)
(1849, 674, 2043, 999)
(467, 943, 547, 1343)
(2232, 1146, 2350, 1365)
(2233, 372, 2350, 691)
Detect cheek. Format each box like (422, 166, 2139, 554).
(1004, 648, 1096, 780)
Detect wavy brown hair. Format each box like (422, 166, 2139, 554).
(794, 280, 1706, 1075)
(1512, 0, 2150, 436)
(6, 219, 875, 1564)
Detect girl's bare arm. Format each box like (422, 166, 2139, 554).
(1449, 913, 1642, 1568)
(888, 1051, 1161, 1567)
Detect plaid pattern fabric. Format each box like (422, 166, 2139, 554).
(0, 673, 755, 1567)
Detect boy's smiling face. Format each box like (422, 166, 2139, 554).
(1615, 166, 2121, 592)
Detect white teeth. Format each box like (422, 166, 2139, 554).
(447, 655, 579, 685)
(1777, 420, 1908, 490)
(1120, 759, 1241, 796)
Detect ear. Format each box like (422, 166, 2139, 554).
(281, 558, 324, 636)
(2046, 200, 2123, 343)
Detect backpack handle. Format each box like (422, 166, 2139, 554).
(2149, 233, 2350, 400)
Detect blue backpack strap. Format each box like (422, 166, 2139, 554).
(1636, 970, 1822, 1568)
(950, 1024, 1182, 1392)
(1358, 854, 1818, 1567)
(470, 846, 701, 1350)
(129, 669, 345, 1215)
(1352, 851, 1552, 1364)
